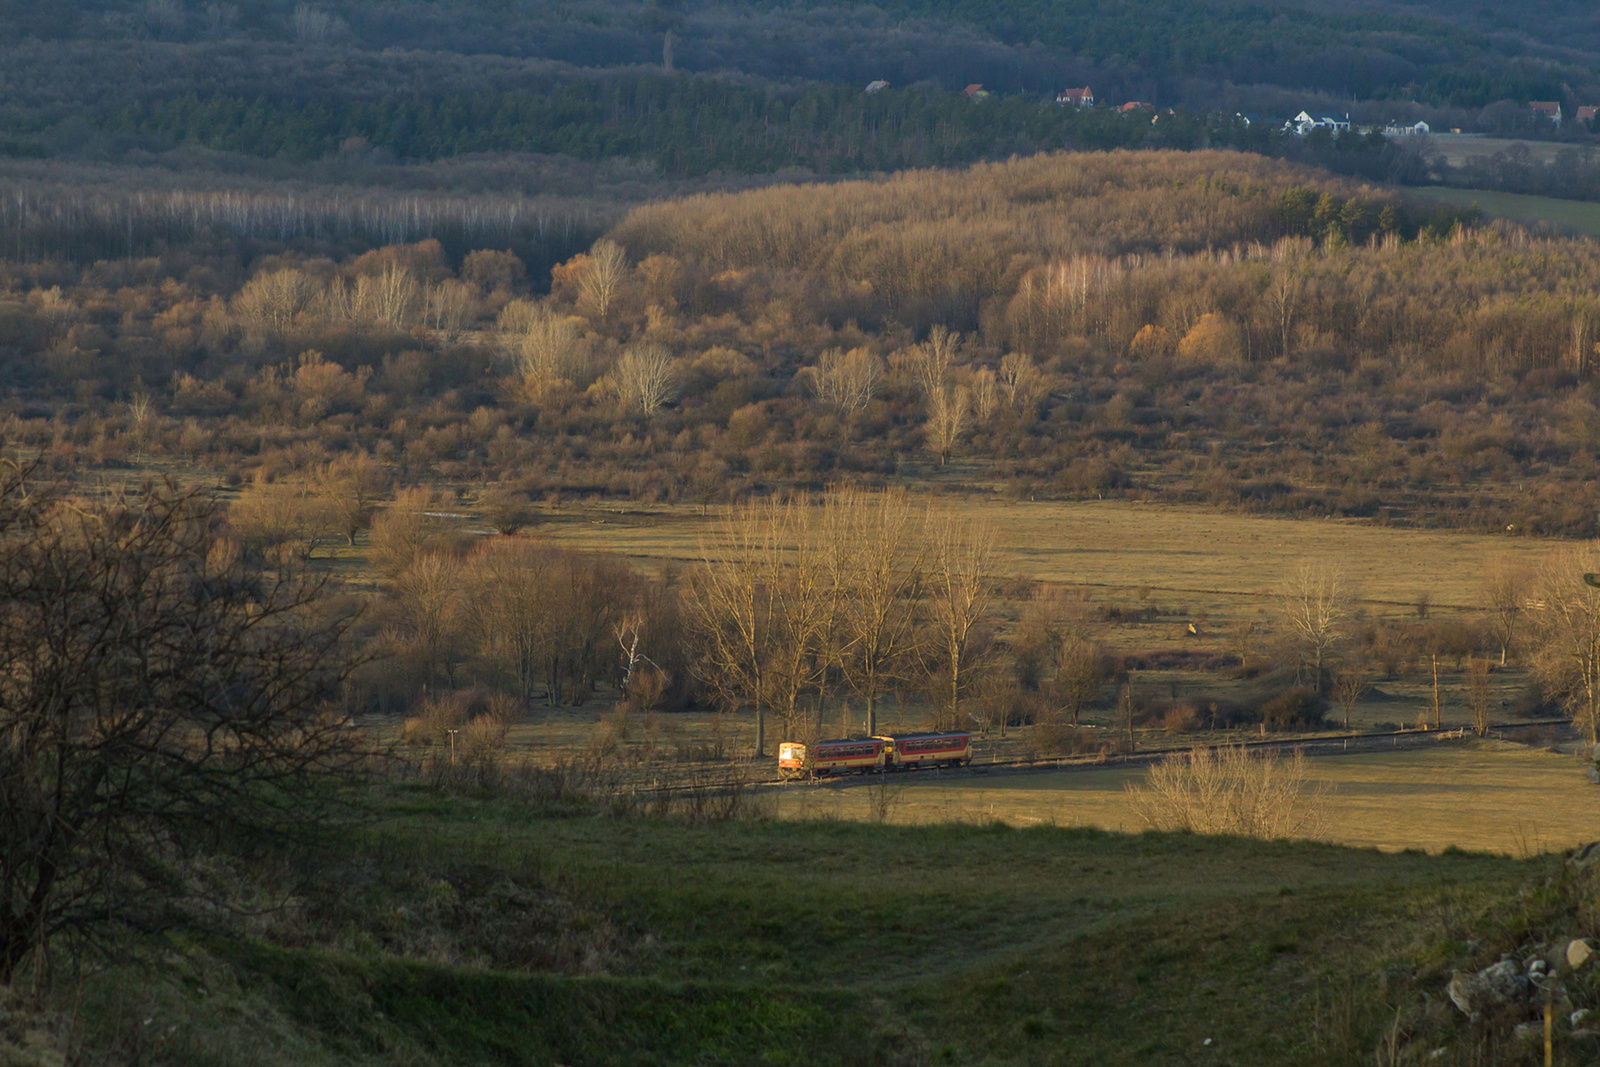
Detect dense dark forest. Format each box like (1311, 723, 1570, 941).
(0, 0, 1594, 210)
(3, 0, 1597, 110)
(101, 82, 1282, 176)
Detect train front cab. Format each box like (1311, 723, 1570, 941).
(777, 742, 809, 780)
(780, 738, 889, 777)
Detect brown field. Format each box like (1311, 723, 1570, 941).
(1415, 134, 1575, 167)
(371, 496, 1589, 855)
(534, 498, 1550, 613)
(454, 498, 1561, 747)
(772, 741, 1600, 856)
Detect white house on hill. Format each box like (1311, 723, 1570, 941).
(1286, 111, 1351, 136)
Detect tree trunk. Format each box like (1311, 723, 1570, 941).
(1431, 654, 1440, 730)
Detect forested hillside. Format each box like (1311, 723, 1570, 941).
(99, 81, 1271, 176)
(10, 147, 1599, 545)
(4, 0, 1596, 110)
(2, 0, 1598, 192)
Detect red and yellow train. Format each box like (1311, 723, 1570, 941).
(777, 731, 972, 779)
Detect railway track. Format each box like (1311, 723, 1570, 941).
(637, 718, 1574, 795)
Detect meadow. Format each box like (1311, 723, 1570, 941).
(1413, 185, 1600, 237)
(534, 497, 1548, 615)
(1416, 137, 1573, 168)
(774, 741, 1600, 856)
(53, 780, 1593, 1066)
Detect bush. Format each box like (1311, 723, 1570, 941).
(1258, 686, 1327, 730)
(1127, 745, 1326, 839)
(1035, 722, 1112, 758)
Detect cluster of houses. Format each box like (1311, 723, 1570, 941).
(861, 81, 1599, 135)
(1285, 111, 1351, 136)
(863, 80, 1154, 112)
(1529, 102, 1599, 126)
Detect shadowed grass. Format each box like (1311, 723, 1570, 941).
(45, 779, 1590, 1065)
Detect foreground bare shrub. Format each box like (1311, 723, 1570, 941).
(0, 473, 361, 982)
(1127, 745, 1326, 840)
(401, 690, 516, 785)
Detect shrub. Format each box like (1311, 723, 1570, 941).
(1127, 745, 1326, 839)
(1259, 686, 1327, 730)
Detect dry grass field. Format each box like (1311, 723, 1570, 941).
(535, 498, 1548, 611)
(422, 498, 1567, 767)
(1414, 135, 1574, 167)
(530, 497, 1552, 687)
(772, 741, 1600, 856)
(366, 496, 1597, 862)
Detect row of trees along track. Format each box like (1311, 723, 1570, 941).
(683, 488, 997, 757)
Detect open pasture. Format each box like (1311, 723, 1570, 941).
(1413, 185, 1600, 237)
(537, 497, 1552, 616)
(777, 742, 1600, 855)
(1415, 135, 1573, 167)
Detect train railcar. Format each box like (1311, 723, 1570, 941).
(777, 737, 889, 778)
(883, 731, 971, 770)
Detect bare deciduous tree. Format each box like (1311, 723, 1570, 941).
(499, 300, 587, 403)
(970, 368, 999, 422)
(229, 476, 340, 564)
(997, 351, 1042, 413)
(1265, 256, 1305, 360)
(394, 552, 468, 690)
(292, 2, 334, 42)
(465, 539, 558, 704)
(368, 487, 450, 579)
(1466, 657, 1492, 736)
(0, 473, 360, 982)
(1483, 556, 1533, 665)
(1331, 666, 1366, 730)
(1051, 630, 1106, 726)
(614, 343, 678, 416)
(313, 451, 389, 547)
(579, 238, 629, 321)
(924, 510, 996, 731)
(909, 325, 960, 398)
(479, 487, 533, 535)
(806, 347, 881, 415)
(426, 278, 475, 343)
(684, 502, 779, 756)
(926, 384, 969, 465)
(1528, 546, 1600, 743)
(354, 262, 418, 328)
(1279, 561, 1352, 695)
(233, 267, 319, 334)
(762, 498, 835, 738)
(828, 489, 923, 737)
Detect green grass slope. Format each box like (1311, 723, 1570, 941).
(49, 784, 1600, 1065)
(1412, 186, 1600, 238)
